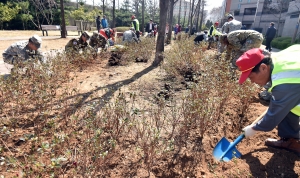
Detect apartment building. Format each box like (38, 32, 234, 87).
(282, 0, 300, 38)
(225, 0, 294, 36)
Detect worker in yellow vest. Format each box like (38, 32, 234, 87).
(237, 45, 300, 156)
(207, 22, 222, 50)
(131, 15, 140, 40)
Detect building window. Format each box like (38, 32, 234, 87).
(247, 0, 251, 2)
(239, 0, 242, 2)
(244, 7, 256, 15)
(234, 10, 240, 16)
(290, 14, 299, 19)
(238, 4, 241, 9)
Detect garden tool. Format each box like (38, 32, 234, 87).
(213, 109, 268, 162)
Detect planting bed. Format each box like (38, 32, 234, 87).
(0, 34, 299, 177)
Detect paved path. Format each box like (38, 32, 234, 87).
(0, 36, 79, 41)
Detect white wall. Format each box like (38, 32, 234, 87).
(282, 1, 300, 37)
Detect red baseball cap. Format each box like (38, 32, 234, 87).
(236, 48, 265, 84)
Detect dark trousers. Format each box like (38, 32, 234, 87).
(278, 112, 300, 139)
(136, 31, 140, 39)
(265, 38, 273, 51)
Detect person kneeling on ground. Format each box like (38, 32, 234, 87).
(89, 31, 101, 52)
(65, 31, 90, 52)
(219, 29, 263, 69)
(237, 46, 300, 156)
(98, 28, 115, 51)
(3, 35, 44, 65)
(194, 30, 208, 44)
(122, 27, 139, 45)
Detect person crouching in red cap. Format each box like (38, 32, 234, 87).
(98, 28, 115, 51)
(237, 45, 300, 156)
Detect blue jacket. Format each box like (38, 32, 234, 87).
(174, 27, 179, 34)
(101, 18, 108, 28)
(265, 26, 276, 39)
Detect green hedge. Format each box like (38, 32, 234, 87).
(263, 37, 300, 50)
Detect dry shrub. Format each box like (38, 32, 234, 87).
(163, 39, 207, 79)
(0, 38, 258, 177)
(0, 46, 172, 177)
(120, 37, 156, 64)
(0, 51, 102, 176)
(163, 39, 257, 137)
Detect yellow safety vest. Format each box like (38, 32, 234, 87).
(132, 19, 140, 31)
(269, 44, 300, 116)
(210, 25, 222, 36)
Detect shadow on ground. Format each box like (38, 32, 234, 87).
(243, 147, 298, 177)
(60, 64, 157, 117)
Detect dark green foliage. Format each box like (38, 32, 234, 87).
(270, 37, 300, 50)
(3, 0, 160, 30)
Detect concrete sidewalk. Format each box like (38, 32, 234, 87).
(0, 36, 79, 41)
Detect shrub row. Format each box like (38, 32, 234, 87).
(263, 36, 300, 50)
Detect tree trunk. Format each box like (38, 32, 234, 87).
(112, 0, 116, 28)
(178, 0, 181, 25)
(152, 0, 169, 66)
(103, 0, 105, 15)
(183, 3, 186, 27)
(199, 1, 204, 31)
(60, 0, 66, 38)
(195, 0, 201, 32)
(142, 0, 145, 33)
(187, 0, 192, 31)
(152, 0, 156, 20)
(276, 10, 281, 38)
(189, 0, 195, 35)
(167, 0, 175, 43)
(134, 0, 139, 18)
(167, 0, 178, 43)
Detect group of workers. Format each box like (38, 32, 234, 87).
(2, 13, 300, 157)
(2, 14, 142, 66)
